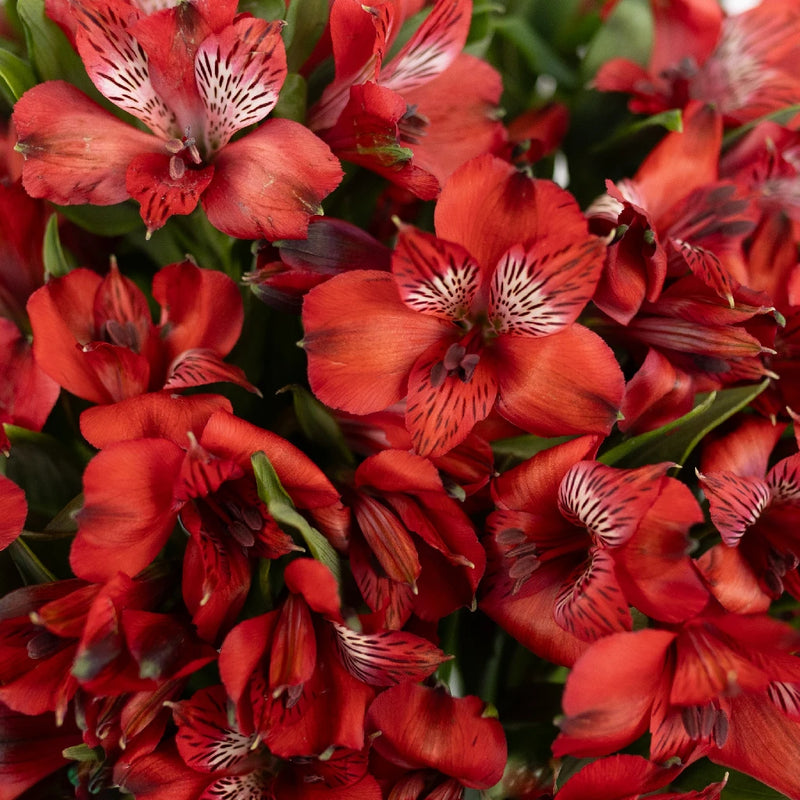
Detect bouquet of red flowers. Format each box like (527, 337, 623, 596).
(2, 0, 800, 797)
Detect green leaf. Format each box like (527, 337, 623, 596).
(594, 108, 684, 153)
(492, 15, 578, 89)
(0, 46, 35, 104)
(42, 214, 76, 278)
(279, 385, 354, 466)
(7, 537, 57, 584)
(600, 380, 770, 468)
(18, 0, 94, 91)
(251, 451, 341, 583)
(284, 0, 327, 73)
(55, 201, 143, 237)
(492, 434, 579, 471)
(581, 0, 652, 80)
(271, 72, 307, 123)
(231, 0, 285, 20)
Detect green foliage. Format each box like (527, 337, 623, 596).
(0, 46, 35, 104)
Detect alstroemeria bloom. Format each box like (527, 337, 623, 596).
(697, 415, 800, 604)
(303, 154, 624, 457)
(116, 684, 382, 800)
(308, 0, 505, 199)
(72, 406, 348, 642)
(219, 559, 449, 758)
(594, 0, 800, 126)
(13, 0, 342, 237)
(481, 436, 709, 666)
(346, 449, 486, 629)
(553, 606, 800, 800)
(27, 259, 254, 405)
(0, 475, 27, 551)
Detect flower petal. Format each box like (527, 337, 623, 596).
(489, 237, 605, 336)
(13, 81, 160, 205)
(126, 152, 214, 234)
(195, 18, 286, 151)
(201, 119, 342, 240)
(698, 470, 772, 546)
(494, 325, 624, 437)
(302, 270, 451, 415)
(71, 0, 177, 138)
(392, 225, 481, 319)
(0, 476, 26, 552)
(163, 348, 259, 394)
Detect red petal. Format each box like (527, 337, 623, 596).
(126, 152, 214, 234)
(163, 348, 259, 394)
(78, 340, 152, 402)
(392, 226, 481, 320)
(558, 461, 671, 547)
(698, 470, 772, 545)
(556, 754, 684, 800)
(202, 120, 342, 240)
(284, 559, 342, 621)
(71, 439, 183, 581)
(0, 321, 60, 433)
(701, 415, 783, 478)
(79, 392, 231, 449)
(195, 18, 286, 151)
(332, 622, 449, 686)
(767, 452, 800, 504)
(435, 155, 593, 276)
(0, 476, 26, 551)
(380, 0, 471, 93)
(268, 594, 316, 699)
(696, 544, 771, 614)
(302, 270, 451, 415)
(634, 102, 722, 225)
(553, 629, 675, 757)
(71, 0, 177, 137)
(172, 685, 257, 772)
(708, 693, 800, 800)
(494, 326, 624, 437)
(405, 337, 498, 457)
(366, 683, 507, 789)
(488, 238, 605, 336)
(14, 81, 160, 205)
(153, 260, 244, 359)
(553, 547, 632, 642)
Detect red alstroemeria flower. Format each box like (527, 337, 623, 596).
(588, 102, 758, 323)
(72, 406, 348, 642)
(594, 0, 800, 126)
(27, 259, 255, 406)
(116, 684, 382, 800)
(302, 154, 624, 457)
(481, 436, 709, 666)
(345, 449, 486, 630)
(365, 682, 507, 796)
(697, 415, 800, 604)
(0, 569, 194, 725)
(552, 606, 800, 800)
(551, 754, 726, 800)
(13, 0, 342, 238)
(219, 558, 449, 757)
(307, 0, 505, 199)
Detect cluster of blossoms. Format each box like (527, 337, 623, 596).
(1, 0, 800, 798)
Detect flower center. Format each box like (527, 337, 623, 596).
(430, 341, 481, 388)
(165, 127, 203, 180)
(680, 701, 729, 748)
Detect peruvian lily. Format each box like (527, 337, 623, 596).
(116, 684, 382, 800)
(302, 154, 624, 457)
(13, 0, 342, 238)
(71, 405, 349, 642)
(27, 259, 256, 406)
(346, 449, 486, 629)
(552, 605, 800, 800)
(218, 558, 450, 757)
(307, 0, 505, 199)
(481, 436, 709, 666)
(365, 681, 507, 797)
(697, 415, 800, 605)
(594, 0, 800, 126)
